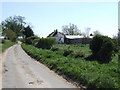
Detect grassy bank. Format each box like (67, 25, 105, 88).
(0, 40, 16, 52)
(22, 43, 119, 88)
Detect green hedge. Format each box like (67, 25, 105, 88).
(36, 38, 57, 49)
(24, 36, 39, 45)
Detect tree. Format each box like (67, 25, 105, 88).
(23, 26, 34, 38)
(62, 23, 81, 35)
(93, 30, 101, 36)
(1, 15, 26, 36)
(3, 29, 17, 42)
(81, 27, 91, 38)
(90, 35, 115, 63)
(118, 29, 120, 45)
(118, 29, 120, 60)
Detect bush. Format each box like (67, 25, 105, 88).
(90, 35, 115, 63)
(3, 29, 17, 42)
(72, 50, 85, 58)
(63, 49, 73, 56)
(51, 47, 59, 51)
(25, 36, 39, 45)
(36, 38, 57, 49)
(2, 40, 10, 43)
(112, 39, 120, 54)
(33, 39, 40, 46)
(98, 39, 114, 63)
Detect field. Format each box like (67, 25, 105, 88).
(22, 43, 119, 88)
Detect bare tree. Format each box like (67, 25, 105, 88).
(62, 23, 81, 35)
(82, 27, 91, 38)
(93, 30, 101, 36)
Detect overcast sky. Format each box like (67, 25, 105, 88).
(1, 1, 118, 37)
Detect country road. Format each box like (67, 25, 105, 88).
(2, 43, 77, 88)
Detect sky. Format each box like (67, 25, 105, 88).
(1, 1, 118, 38)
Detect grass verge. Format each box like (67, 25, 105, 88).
(22, 43, 119, 88)
(0, 40, 16, 52)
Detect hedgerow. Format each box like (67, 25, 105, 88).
(36, 38, 57, 49)
(24, 36, 39, 45)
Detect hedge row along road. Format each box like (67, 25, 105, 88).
(2, 43, 77, 88)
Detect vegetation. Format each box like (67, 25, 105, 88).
(22, 26, 34, 38)
(24, 36, 39, 45)
(22, 43, 119, 88)
(36, 38, 57, 49)
(0, 40, 16, 52)
(1, 16, 35, 42)
(90, 35, 116, 63)
(1, 15, 26, 37)
(62, 23, 80, 35)
(3, 29, 17, 42)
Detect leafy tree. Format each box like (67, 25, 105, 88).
(1, 15, 26, 36)
(90, 35, 115, 63)
(3, 29, 17, 42)
(23, 26, 34, 38)
(118, 29, 120, 60)
(62, 23, 80, 35)
(118, 29, 120, 46)
(24, 36, 39, 45)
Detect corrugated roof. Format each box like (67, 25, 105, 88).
(65, 35, 84, 39)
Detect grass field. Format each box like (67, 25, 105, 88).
(0, 40, 16, 52)
(22, 43, 119, 88)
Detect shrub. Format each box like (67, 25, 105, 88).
(63, 49, 73, 56)
(72, 50, 85, 58)
(2, 40, 10, 43)
(51, 47, 59, 51)
(33, 39, 40, 46)
(98, 39, 114, 63)
(36, 38, 57, 49)
(3, 29, 17, 42)
(112, 39, 120, 54)
(90, 35, 115, 63)
(25, 36, 39, 45)
(90, 35, 104, 56)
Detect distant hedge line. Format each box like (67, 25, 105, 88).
(23, 36, 57, 49)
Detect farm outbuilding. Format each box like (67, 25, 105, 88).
(47, 30, 65, 44)
(48, 30, 93, 44)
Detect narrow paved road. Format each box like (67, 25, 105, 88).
(2, 44, 77, 88)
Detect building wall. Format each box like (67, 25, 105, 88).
(54, 37, 64, 44)
(65, 38, 91, 44)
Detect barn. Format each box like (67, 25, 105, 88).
(47, 30, 93, 44)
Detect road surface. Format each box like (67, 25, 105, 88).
(2, 43, 77, 88)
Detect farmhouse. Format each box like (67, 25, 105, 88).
(47, 30, 65, 44)
(47, 30, 93, 44)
